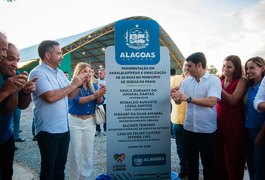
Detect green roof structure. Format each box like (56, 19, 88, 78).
(19, 16, 185, 74)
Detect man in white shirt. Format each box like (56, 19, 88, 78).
(254, 77, 265, 112)
(171, 52, 221, 180)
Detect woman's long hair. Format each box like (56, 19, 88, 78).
(72, 62, 95, 93)
(244, 56, 265, 86)
(221, 55, 242, 80)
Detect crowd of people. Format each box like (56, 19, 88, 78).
(0, 34, 107, 180)
(171, 53, 265, 180)
(0, 31, 265, 180)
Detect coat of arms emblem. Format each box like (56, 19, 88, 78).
(125, 24, 150, 50)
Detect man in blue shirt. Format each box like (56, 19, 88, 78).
(0, 43, 36, 180)
(29, 40, 89, 180)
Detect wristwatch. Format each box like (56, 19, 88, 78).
(187, 97, 192, 103)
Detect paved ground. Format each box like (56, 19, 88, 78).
(13, 162, 38, 180)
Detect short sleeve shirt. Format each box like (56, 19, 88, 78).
(171, 75, 187, 125)
(29, 63, 70, 135)
(179, 72, 221, 133)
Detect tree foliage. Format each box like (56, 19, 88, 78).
(208, 65, 218, 74)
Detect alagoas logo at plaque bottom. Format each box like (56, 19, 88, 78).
(132, 154, 166, 166)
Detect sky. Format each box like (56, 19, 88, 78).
(1, 0, 265, 72)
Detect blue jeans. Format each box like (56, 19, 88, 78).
(37, 131, 70, 180)
(11, 107, 21, 140)
(247, 128, 265, 180)
(172, 124, 188, 172)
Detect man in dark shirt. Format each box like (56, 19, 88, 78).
(0, 43, 36, 180)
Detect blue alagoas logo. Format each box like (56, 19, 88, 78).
(115, 20, 160, 65)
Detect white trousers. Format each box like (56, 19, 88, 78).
(68, 114, 96, 180)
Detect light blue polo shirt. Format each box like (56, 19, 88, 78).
(29, 63, 70, 135)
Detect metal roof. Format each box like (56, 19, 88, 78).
(20, 16, 185, 70)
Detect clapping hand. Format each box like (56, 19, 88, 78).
(72, 73, 90, 88)
(22, 77, 38, 95)
(94, 85, 106, 98)
(14, 71, 28, 91)
(2, 71, 28, 95)
(170, 88, 187, 104)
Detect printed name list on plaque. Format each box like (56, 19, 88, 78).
(106, 19, 171, 180)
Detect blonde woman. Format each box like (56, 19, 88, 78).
(68, 62, 106, 179)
